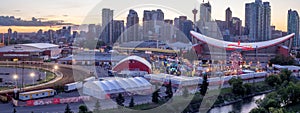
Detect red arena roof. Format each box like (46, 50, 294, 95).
(190, 31, 295, 50)
(112, 56, 152, 73)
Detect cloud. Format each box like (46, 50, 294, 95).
(13, 10, 21, 12)
(37, 18, 48, 21)
(46, 15, 56, 18)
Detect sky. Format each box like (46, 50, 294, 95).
(0, 0, 300, 32)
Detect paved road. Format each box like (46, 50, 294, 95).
(1, 102, 83, 113)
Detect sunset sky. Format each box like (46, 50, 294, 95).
(0, 0, 300, 33)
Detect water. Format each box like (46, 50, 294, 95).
(209, 94, 265, 113)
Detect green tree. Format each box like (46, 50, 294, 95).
(78, 105, 88, 113)
(182, 87, 189, 98)
(244, 83, 253, 95)
(200, 73, 209, 96)
(265, 75, 282, 87)
(269, 107, 288, 113)
(152, 85, 160, 103)
(249, 107, 268, 113)
(229, 77, 245, 95)
(129, 97, 135, 108)
(269, 55, 294, 65)
(93, 100, 101, 113)
(116, 93, 125, 107)
(286, 82, 300, 104)
(165, 80, 173, 99)
(64, 104, 73, 113)
(279, 69, 292, 82)
(256, 92, 281, 110)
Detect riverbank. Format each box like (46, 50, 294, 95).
(212, 89, 274, 108)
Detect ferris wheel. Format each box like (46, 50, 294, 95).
(229, 51, 243, 74)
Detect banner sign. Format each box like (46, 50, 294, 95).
(24, 96, 90, 106)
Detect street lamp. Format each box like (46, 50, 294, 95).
(54, 65, 58, 71)
(30, 73, 35, 85)
(44, 71, 47, 80)
(13, 74, 18, 88)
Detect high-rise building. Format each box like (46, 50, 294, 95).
(288, 9, 300, 48)
(112, 20, 124, 44)
(7, 28, 12, 45)
(200, 1, 211, 23)
(126, 9, 139, 42)
(101, 8, 114, 45)
(182, 20, 194, 42)
(231, 17, 243, 36)
(173, 16, 194, 42)
(143, 9, 164, 40)
(262, 2, 271, 41)
(225, 7, 232, 29)
(162, 19, 174, 42)
(245, 0, 271, 41)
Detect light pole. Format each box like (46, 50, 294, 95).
(13, 74, 18, 88)
(30, 73, 35, 85)
(44, 71, 47, 81)
(54, 65, 58, 72)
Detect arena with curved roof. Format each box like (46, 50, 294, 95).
(190, 31, 295, 63)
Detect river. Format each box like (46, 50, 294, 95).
(208, 94, 266, 113)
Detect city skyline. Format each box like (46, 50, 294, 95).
(0, 0, 300, 33)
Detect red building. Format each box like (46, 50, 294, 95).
(112, 56, 152, 73)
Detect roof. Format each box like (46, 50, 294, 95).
(20, 43, 59, 49)
(274, 64, 300, 71)
(113, 55, 152, 71)
(144, 74, 201, 86)
(190, 31, 295, 50)
(0, 43, 59, 52)
(19, 89, 55, 95)
(84, 77, 152, 94)
(58, 53, 127, 62)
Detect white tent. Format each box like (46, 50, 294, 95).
(83, 77, 153, 99)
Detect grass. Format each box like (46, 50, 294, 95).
(24, 71, 56, 87)
(0, 86, 14, 91)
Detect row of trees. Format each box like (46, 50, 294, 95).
(152, 80, 174, 104)
(269, 55, 295, 65)
(228, 77, 254, 96)
(250, 69, 300, 113)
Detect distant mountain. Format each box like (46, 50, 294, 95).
(0, 16, 73, 26)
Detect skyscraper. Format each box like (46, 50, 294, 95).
(262, 2, 271, 41)
(288, 9, 300, 48)
(126, 9, 139, 42)
(7, 28, 12, 45)
(112, 20, 124, 43)
(182, 20, 194, 42)
(245, 0, 271, 41)
(101, 8, 114, 45)
(200, 1, 211, 23)
(231, 17, 243, 36)
(225, 7, 232, 29)
(142, 9, 164, 40)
